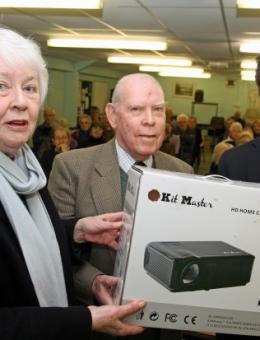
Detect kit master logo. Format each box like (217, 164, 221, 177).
(147, 189, 213, 208)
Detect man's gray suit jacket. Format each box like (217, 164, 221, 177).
(48, 138, 193, 303)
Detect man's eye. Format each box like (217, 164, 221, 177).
(0, 83, 8, 91)
(130, 107, 143, 113)
(153, 106, 165, 115)
(154, 106, 164, 112)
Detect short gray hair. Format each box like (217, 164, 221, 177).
(0, 26, 48, 106)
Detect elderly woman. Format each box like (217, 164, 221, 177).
(0, 27, 144, 339)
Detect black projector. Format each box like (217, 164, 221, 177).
(144, 241, 255, 292)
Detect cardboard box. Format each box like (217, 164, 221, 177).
(113, 166, 260, 336)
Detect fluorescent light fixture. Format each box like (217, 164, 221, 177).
(241, 75, 256, 81)
(241, 70, 256, 77)
(241, 59, 257, 69)
(240, 41, 260, 53)
(159, 71, 211, 79)
(107, 56, 192, 66)
(48, 38, 167, 51)
(237, 0, 260, 9)
(139, 65, 204, 73)
(237, 0, 260, 16)
(0, 0, 103, 9)
(208, 61, 229, 69)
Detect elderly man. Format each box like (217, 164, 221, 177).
(210, 121, 243, 174)
(48, 73, 192, 339)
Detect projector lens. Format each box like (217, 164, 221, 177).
(181, 263, 199, 284)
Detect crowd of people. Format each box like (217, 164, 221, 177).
(32, 81, 259, 182)
(158, 108, 258, 176)
(32, 106, 115, 178)
(1, 26, 260, 340)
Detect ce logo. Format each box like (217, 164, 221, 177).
(184, 315, 197, 325)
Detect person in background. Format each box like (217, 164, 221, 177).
(217, 57, 260, 339)
(209, 121, 243, 174)
(0, 26, 146, 340)
(48, 73, 193, 340)
(175, 113, 195, 165)
(40, 126, 72, 179)
(32, 106, 55, 158)
(102, 115, 115, 142)
(251, 118, 260, 138)
(231, 110, 246, 128)
(88, 105, 102, 125)
(165, 107, 176, 127)
(87, 124, 104, 147)
(160, 121, 180, 157)
(188, 115, 203, 171)
(71, 114, 92, 149)
(222, 116, 235, 140)
(235, 129, 254, 146)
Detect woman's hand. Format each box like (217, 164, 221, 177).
(89, 300, 145, 336)
(73, 211, 123, 249)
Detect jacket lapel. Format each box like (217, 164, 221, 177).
(90, 140, 122, 214)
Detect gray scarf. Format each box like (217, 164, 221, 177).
(0, 144, 68, 307)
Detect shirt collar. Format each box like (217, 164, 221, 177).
(115, 139, 153, 173)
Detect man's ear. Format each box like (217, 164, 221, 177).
(105, 103, 117, 129)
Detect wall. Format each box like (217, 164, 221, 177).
(43, 56, 123, 127)
(158, 74, 256, 120)
(42, 55, 258, 127)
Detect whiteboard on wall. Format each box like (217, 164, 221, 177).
(92, 81, 108, 112)
(191, 102, 218, 125)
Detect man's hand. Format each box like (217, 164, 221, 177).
(89, 300, 145, 336)
(74, 212, 123, 249)
(91, 274, 118, 305)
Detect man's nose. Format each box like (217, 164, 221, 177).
(143, 108, 155, 124)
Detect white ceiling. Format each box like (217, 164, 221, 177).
(1, 0, 260, 76)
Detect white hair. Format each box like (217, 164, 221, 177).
(229, 121, 242, 133)
(177, 113, 189, 122)
(0, 26, 48, 105)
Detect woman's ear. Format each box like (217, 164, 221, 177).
(105, 103, 117, 129)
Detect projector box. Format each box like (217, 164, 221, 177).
(113, 166, 260, 336)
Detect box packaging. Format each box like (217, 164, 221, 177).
(113, 166, 260, 336)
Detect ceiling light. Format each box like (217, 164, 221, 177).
(159, 71, 211, 79)
(241, 59, 257, 69)
(240, 41, 260, 53)
(237, 0, 260, 16)
(237, 0, 260, 9)
(208, 61, 229, 68)
(241, 75, 256, 81)
(48, 38, 167, 51)
(139, 65, 204, 74)
(241, 70, 256, 81)
(107, 56, 192, 66)
(241, 70, 256, 77)
(0, 0, 103, 9)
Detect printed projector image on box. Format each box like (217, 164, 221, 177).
(144, 241, 255, 292)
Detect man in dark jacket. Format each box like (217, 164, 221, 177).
(217, 56, 260, 340)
